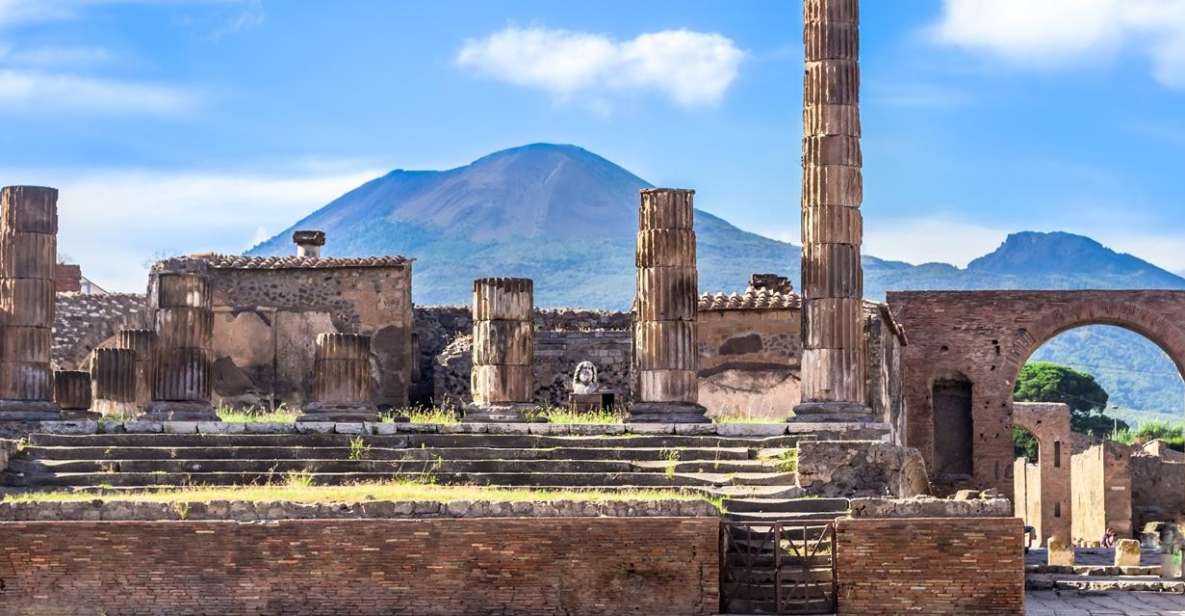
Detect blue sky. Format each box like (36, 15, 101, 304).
(0, 0, 1182, 291)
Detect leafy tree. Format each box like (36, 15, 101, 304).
(1014, 361, 1127, 439)
(1013, 427, 1039, 462)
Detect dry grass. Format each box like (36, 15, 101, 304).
(712, 412, 781, 424)
(3, 480, 708, 505)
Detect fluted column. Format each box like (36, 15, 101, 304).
(629, 188, 706, 423)
(90, 348, 137, 418)
(53, 370, 92, 417)
(465, 277, 534, 422)
(795, 0, 870, 422)
(298, 332, 379, 421)
(145, 273, 218, 420)
(0, 186, 60, 419)
(114, 329, 157, 412)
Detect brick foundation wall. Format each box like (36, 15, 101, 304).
(835, 517, 1024, 616)
(0, 517, 719, 616)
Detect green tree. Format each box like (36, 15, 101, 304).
(1014, 361, 1127, 439)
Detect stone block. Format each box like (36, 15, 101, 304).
(395, 423, 439, 433)
(37, 420, 98, 434)
(439, 423, 488, 433)
(1115, 539, 1142, 567)
(716, 423, 786, 437)
(674, 423, 717, 435)
(244, 422, 295, 434)
(334, 422, 365, 435)
(197, 421, 245, 434)
(626, 423, 675, 435)
(568, 424, 625, 436)
(1047, 537, 1075, 567)
(369, 422, 398, 435)
(123, 420, 163, 433)
(486, 423, 530, 434)
(163, 421, 198, 434)
(528, 424, 571, 435)
(295, 421, 335, 433)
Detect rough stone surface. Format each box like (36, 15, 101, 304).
(848, 495, 1011, 518)
(1013, 401, 1072, 546)
(798, 440, 929, 497)
(1115, 539, 1142, 567)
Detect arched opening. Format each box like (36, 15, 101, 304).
(932, 374, 974, 478)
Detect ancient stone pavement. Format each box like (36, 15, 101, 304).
(1027, 591, 1185, 615)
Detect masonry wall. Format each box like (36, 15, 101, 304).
(0, 517, 719, 616)
(1072, 441, 1133, 544)
(1130, 450, 1185, 532)
(834, 517, 1024, 616)
(52, 293, 149, 369)
(697, 309, 799, 419)
(1012, 402, 1072, 545)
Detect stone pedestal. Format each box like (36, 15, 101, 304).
(145, 273, 218, 421)
(628, 189, 706, 424)
(113, 329, 157, 412)
(53, 370, 93, 418)
(570, 392, 616, 413)
(793, 0, 872, 422)
(465, 277, 535, 422)
(91, 348, 138, 418)
(0, 186, 61, 420)
(298, 333, 378, 422)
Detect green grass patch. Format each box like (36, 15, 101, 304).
(4, 481, 710, 505)
(528, 405, 625, 424)
(216, 405, 299, 423)
(390, 406, 461, 424)
(1112, 419, 1185, 451)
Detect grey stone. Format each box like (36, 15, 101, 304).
(439, 423, 488, 433)
(528, 424, 571, 435)
(163, 421, 198, 434)
(198, 422, 245, 434)
(487, 423, 531, 434)
(39, 420, 98, 434)
(334, 423, 365, 435)
(122, 420, 163, 433)
(245, 422, 295, 434)
(626, 423, 675, 434)
(674, 423, 717, 435)
(716, 423, 787, 437)
(395, 423, 440, 433)
(295, 421, 335, 433)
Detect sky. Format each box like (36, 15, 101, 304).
(0, 0, 1183, 292)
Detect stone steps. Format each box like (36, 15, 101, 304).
(21, 445, 754, 462)
(8, 458, 776, 475)
(4, 470, 796, 489)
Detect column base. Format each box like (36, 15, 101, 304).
(297, 402, 380, 423)
(143, 401, 219, 422)
(0, 400, 62, 421)
(790, 401, 875, 423)
(463, 402, 538, 423)
(60, 409, 101, 421)
(628, 402, 708, 424)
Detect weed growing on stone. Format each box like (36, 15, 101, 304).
(528, 406, 625, 424)
(661, 449, 680, 479)
(284, 470, 315, 488)
(216, 404, 300, 423)
(394, 406, 460, 424)
(348, 437, 371, 461)
(712, 412, 777, 424)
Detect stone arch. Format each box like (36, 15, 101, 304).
(1002, 299, 1185, 394)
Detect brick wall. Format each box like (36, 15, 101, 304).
(835, 517, 1024, 616)
(0, 517, 718, 616)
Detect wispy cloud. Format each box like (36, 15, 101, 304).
(928, 0, 1185, 88)
(0, 70, 197, 114)
(863, 217, 1006, 267)
(456, 25, 744, 111)
(3, 164, 383, 291)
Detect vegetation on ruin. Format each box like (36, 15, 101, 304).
(1014, 361, 1127, 438)
(527, 406, 625, 424)
(1111, 420, 1185, 452)
(216, 405, 299, 423)
(3, 481, 713, 506)
(712, 413, 780, 424)
(390, 407, 461, 424)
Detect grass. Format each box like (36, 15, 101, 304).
(216, 404, 299, 423)
(347, 437, 371, 461)
(660, 448, 681, 479)
(392, 406, 461, 424)
(712, 412, 780, 424)
(3, 480, 711, 505)
(1112, 419, 1185, 451)
(527, 405, 625, 424)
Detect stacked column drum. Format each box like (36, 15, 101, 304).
(466, 277, 534, 422)
(114, 329, 157, 413)
(146, 273, 218, 420)
(0, 186, 61, 419)
(90, 348, 138, 418)
(53, 370, 92, 417)
(298, 332, 378, 422)
(629, 189, 706, 423)
(797, 0, 869, 420)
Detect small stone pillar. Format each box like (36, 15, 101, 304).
(298, 333, 378, 422)
(629, 189, 706, 423)
(1115, 539, 1142, 567)
(113, 329, 157, 412)
(465, 277, 534, 422)
(53, 370, 93, 417)
(795, 0, 872, 422)
(146, 273, 218, 421)
(1046, 536, 1074, 567)
(90, 348, 137, 418)
(0, 186, 60, 420)
(293, 230, 325, 258)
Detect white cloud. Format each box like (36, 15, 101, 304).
(863, 217, 1006, 267)
(456, 25, 744, 109)
(0, 165, 383, 292)
(0, 70, 197, 114)
(930, 0, 1185, 87)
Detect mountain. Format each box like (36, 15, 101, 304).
(249, 143, 1185, 416)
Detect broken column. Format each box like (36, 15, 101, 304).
(465, 277, 534, 422)
(113, 329, 157, 413)
(298, 333, 378, 422)
(293, 230, 325, 258)
(146, 273, 218, 421)
(0, 186, 60, 420)
(795, 0, 871, 422)
(90, 348, 137, 418)
(629, 188, 706, 423)
(53, 370, 92, 418)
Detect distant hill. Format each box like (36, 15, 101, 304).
(249, 143, 1185, 416)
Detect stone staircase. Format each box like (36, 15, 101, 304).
(0, 430, 839, 493)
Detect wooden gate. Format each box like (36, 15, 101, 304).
(720, 521, 836, 615)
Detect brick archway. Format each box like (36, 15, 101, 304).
(888, 290, 1185, 495)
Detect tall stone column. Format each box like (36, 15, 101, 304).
(90, 348, 137, 418)
(795, 0, 870, 422)
(466, 277, 534, 422)
(114, 329, 157, 413)
(146, 273, 218, 421)
(298, 333, 378, 422)
(0, 186, 60, 419)
(629, 188, 706, 423)
(53, 370, 92, 418)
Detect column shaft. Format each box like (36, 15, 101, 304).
(114, 329, 157, 412)
(466, 277, 534, 421)
(146, 273, 217, 420)
(91, 348, 137, 418)
(298, 332, 378, 421)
